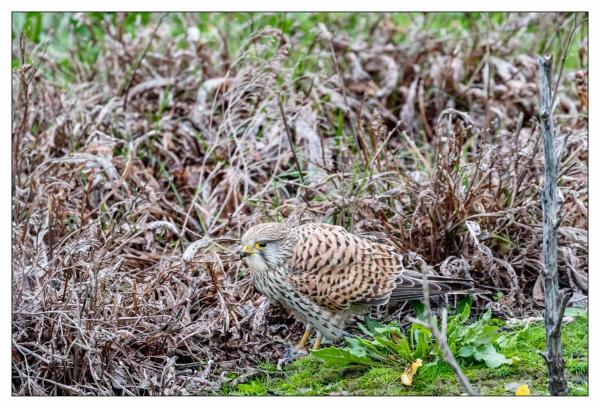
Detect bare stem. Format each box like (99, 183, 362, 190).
(122, 13, 168, 111)
(410, 270, 479, 396)
(277, 95, 306, 186)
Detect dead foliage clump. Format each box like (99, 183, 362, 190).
(12, 12, 587, 395)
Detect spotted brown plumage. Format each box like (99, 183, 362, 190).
(288, 223, 400, 311)
(240, 222, 475, 347)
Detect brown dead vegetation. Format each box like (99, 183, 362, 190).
(12, 12, 587, 395)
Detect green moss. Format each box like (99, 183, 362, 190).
(233, 314, 588, 396)
(235, 380, 268, 396)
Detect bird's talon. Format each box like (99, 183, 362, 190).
(293, 345, 309, 353)
(278, 344, 309, 368)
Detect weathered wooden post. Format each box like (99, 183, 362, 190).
(537, 54, 573, 396)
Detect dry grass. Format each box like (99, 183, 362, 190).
(12, 12, 587, 395)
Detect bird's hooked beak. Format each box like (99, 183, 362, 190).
(239, 244, 256, 259)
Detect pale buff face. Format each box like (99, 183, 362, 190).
(240, 223, 291, 273)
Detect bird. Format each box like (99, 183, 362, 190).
(240, 222, 475, 350)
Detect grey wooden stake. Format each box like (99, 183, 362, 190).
(537, 54, 572, 396)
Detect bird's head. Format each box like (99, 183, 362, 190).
(240, 222, 293, 272)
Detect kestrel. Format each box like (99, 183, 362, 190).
(240, 222, 474, 350)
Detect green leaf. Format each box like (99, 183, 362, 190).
(23, 12, 43, 43)
(345, 337, 387, 361)
(374, 336, 411, 361)
(473, 343, 512, 368)
(372, 325, 402, 337)
(470, 326, 500, 346)
(456, 296, 472, 323)
(458, 345, 475, 357)
(356, 322, 373, 336)
(411, 301, 425, 320)
(394, 337, 412, 360)
(410, 324, 432, 360)
(363, 317, 385, 333)
(311, 347, 372, 367)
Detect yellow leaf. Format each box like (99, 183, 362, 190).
(515, 384, 530, 396)
(400, 358, 423, 387)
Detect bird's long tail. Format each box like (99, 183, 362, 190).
(389, 270, 480, 303)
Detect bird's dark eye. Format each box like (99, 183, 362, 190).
(256, 241, 267, 248)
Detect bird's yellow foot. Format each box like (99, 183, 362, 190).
(293, 326, 312, 352)
(311, 333, 323, 351)
(278, 328, 324, 368)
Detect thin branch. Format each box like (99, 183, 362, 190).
(408, 269, 478, 395)
(551, 14, 586, 109)
(122, 13, 168, 111)
(13, 34, 49, 197)
(324, 27, 367, 169)
(277, 95, 306, 186)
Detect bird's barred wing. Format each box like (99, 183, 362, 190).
(287, 223, 401, 311)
